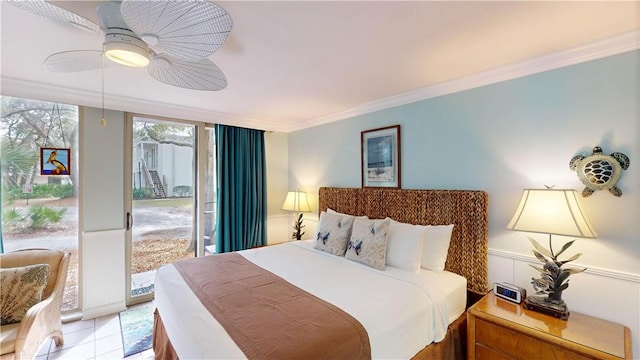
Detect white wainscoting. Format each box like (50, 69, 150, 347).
(489, 249, 639, 359)
(268, 213, 320, 244)
(267, 214, 291, 245)
(82, 229, 126, 319)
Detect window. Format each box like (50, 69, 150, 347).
(1, 96, 79, 311)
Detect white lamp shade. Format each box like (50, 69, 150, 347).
(281, 191, 311, 212)
(507, 189, 597, 238)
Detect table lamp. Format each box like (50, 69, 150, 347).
(281, 190, 312, 240)
(507, 188, 597, 319)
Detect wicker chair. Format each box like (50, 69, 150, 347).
(0, 249, 70, 360)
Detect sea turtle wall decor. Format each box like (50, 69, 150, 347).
(570, 146, 630, 197)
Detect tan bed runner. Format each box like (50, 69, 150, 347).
(173, 252, 371, 360)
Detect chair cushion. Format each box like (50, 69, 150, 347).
(0, 264, 51, 325)
(0, 322, 19, 355)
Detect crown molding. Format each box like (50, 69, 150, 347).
(0, 76, 285, 132)
(2, 30, 638, 133)
(288, 29, 640, 133)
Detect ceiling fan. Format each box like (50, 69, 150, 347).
(7, 0, 233, 91)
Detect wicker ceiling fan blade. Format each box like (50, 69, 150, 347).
(45, 50, 107, 73)
(120, 0, 233, 60)
(148, 55, 227, 91)
(7, 0, 100, 33)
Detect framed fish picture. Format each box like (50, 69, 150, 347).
(361, 125, 400, 188)
(40, 147, 71, 176)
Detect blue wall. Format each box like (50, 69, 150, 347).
(289, 50, 639, 275)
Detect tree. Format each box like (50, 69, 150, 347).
(1, 96, 78, 196)
(134, 122, 193, 148)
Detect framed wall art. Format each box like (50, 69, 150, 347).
(361, 125, 401, 188)
(40, 147, 71, 176)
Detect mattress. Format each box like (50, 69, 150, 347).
(154, 240, 467, 359)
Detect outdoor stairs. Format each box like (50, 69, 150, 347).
(149, 170, 167, 198)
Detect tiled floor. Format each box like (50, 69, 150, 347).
(35, 304, 154, 360)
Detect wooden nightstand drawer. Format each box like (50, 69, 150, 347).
(475, 344, 512, 360)
(467, 292, 631, 360)
(475, 318, 593, 360)
(475, 317, 548, 357)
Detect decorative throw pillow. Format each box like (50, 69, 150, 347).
(345, 217, 390, 270)
(386, 218, 426, 273)
(421, 224, 454, 272)
(1, 264, 51, 325)
(314, 211, 356, 256)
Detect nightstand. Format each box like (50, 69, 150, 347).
(467, 291, 631, 360)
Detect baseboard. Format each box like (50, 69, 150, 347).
(82, 301, 127, 320)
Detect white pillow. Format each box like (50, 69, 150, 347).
(327, 208, 368, 219)
(345, 217, 390, 270)
(421, 224, 454, 272)
(385, 218, 425, 273)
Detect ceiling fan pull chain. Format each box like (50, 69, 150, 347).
(101, 45, 106, 128)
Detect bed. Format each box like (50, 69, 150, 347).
(153, 187, 489, 359)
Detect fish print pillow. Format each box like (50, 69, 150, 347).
(314, 211, 356, 256)
(344, 217, 390, 270)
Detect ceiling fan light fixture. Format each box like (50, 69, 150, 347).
(105, 47, 149, 67)
(104, 32, 150, 68)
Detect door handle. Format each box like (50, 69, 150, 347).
(126, 212, 133, 230)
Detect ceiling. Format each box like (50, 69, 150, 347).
(1, 1, 638, 132)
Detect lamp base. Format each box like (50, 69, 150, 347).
(291, 214, 305, 240)
(524, 296, 569, 320)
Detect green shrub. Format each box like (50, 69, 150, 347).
(50, 184, 74, 198)
(173, 185, 192, 197)
(2, 208, 24, 224)
(133, 187, 154, 199)
(5, 186, 24, 201)
(1, 208, 25, 232)
(31, 184, 52, 199)
(4, 183, 75, 200)
(28, 205, 66, 229)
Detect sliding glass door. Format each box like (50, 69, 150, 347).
(125, 115, 213, 304)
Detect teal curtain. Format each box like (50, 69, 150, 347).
(215, 124, 266, 252)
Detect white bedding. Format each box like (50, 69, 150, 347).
(154, 240, 466, 359)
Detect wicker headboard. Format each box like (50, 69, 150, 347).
(318, 187, 489, 295)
